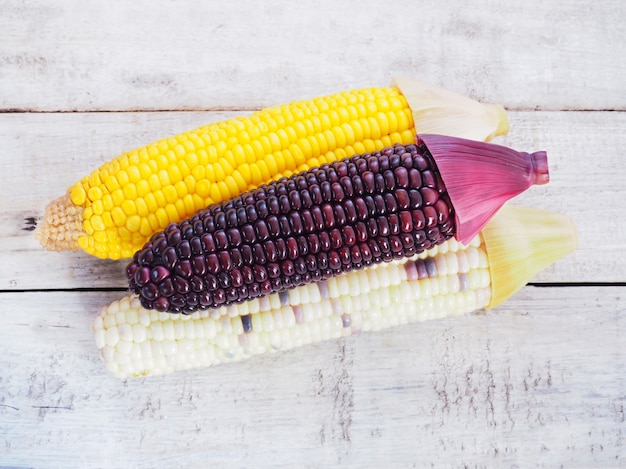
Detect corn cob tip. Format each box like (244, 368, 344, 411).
(530, 150, 550, 185)
(392, 76, 509, 141)
(418, 134, 550, 246)
(481, 205, 578, 309)
(35, 193, 83, 252)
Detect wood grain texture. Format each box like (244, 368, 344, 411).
(1, 0, 625, 112)
(1, 110, 624, 290)
(0, 287, 623, 468)
(1, 1, 625, 467)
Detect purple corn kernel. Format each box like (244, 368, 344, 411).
(127, 142, 456, 313)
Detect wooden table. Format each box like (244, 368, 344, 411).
(1, 1, 624, 467)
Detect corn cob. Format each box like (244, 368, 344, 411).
(93, 205, 578, 378)
(36, 78, 509, 260)
(126, 135, 548, 313)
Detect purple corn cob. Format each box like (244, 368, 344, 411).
(127, 135, 548, 314)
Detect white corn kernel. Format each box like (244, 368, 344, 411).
(161, 320, 175, 341)
(140, 340, 152, 359)
(445, 251, 459, 275)
(269, 292, 281, 310)
(272, 309, 284, 329)
(261, 310, 275, 332)
(125, 309, 139, 326)
(100, 345, 115, 362)
(478, 249, 489, 268)
(462, 289, 477, 310)
(230, 317, 244, 335)
(258, 296, 271, 313)
(419, 277, 432, 298)
(163, 340, 178, 355)
(107, 300, 120, 315)
(105, 327, 120, 347)
(318, 300, 333, 319)
(468, 269, 482, 289)
(480, 269, 491, 288)
(214, 331, 230, 350)
(139, 309, 151, 326)
(118, 323, 133, 342)
(94, 240, 498, 378)
(194, 319, 205, 339)
(130, 323, 147, 343)
(247, 331, 264, 354)
(114, 350, 131, 365)
(103, 313, 117, 329)
(457, 251, 469, 273)
(283, 307, 296, 328)
(437, 276, 449, 295)
(466, 247, 479, 269)
(130, 343, 143, 361)
(366, 268, 380, 290)
(226, 304, 240, 318)
(430, 277, 440, 296)
(92, 314, 104, 332)
(251, 312, 264, 333)
(257, 331, 271, 352)
(289, 325, 303, 346)
(158, 312, 170, 322)
(178, 338, 194, 355)
(221, 316, 233, 334)
(435, 254, 447, 276)
(173, 321, 186, 340)
(308, 283, 321, 303)
(279, 328, 293, 349)
(269, 330, 282, 350)
(288, 287, 301, 306)
(447, 274, 460, 294)
(446, 238, 459, 252)
(299, 284, 311, 304)
(300, 323, 313, 343)
(203, 318, 216, 339)
(300, 303, 313, 323)
(247, 298, 260, 314)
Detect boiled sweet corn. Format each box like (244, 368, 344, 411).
(126, 135, 548, 313)
(36, 78, 508, 260)
(93, 205, 577, 378)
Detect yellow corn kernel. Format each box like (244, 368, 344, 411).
(40, 80, 509, 259)
(127, 215, 141, 233)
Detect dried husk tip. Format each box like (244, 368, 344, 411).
(481, 205, 578, 309)
(420, 134, 549, 246)
(393, 76, 509, 142)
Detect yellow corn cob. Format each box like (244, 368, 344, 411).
(36, 78, 508, 260)
(92, 205, 577, 378)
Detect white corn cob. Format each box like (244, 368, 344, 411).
(93, 236, 491, 378)
(93, 205, 578, 379)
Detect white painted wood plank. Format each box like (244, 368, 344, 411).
(1, 3, 622, 469)
(1, 0, 624, 112)
(0, 286, 623, 467)
(1, 110, 624, 289)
